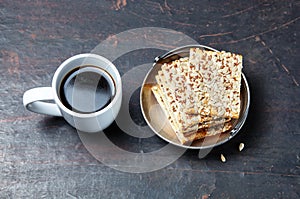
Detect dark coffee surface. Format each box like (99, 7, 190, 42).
(60, 66, 113, 113)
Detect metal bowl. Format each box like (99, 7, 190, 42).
(140, 45, 250, 149)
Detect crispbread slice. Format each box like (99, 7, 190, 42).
(151, 85, 233, 144)
(183, 121, 233, 144)
(186, 117, 232, 135)
(151, 85, 191, 144)
(219, 51, 242, 118)
(155, 72, 199, 133)
(151, 85, 179, 133)
(189, 48, 242, 119)
(161, 57, 198, 113)
(158, 58, 200, 133)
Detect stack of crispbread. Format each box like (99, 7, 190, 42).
(151, 48, 243, 144)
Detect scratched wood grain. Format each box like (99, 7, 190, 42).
(0, 0, 299, 198)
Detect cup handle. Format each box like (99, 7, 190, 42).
(23, 87, 62, 117)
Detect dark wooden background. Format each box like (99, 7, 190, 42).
(0, 0, 299, 198)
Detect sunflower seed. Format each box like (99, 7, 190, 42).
(239, 143, 245, 151)
(220, 154, 226, 162)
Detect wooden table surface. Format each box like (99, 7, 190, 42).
(1, 0, 299, 198)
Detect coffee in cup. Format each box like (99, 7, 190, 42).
(59, 65, 115, 114)
(23, 53, 122, 133)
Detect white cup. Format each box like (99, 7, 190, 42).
(23, 53, 122, 132)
